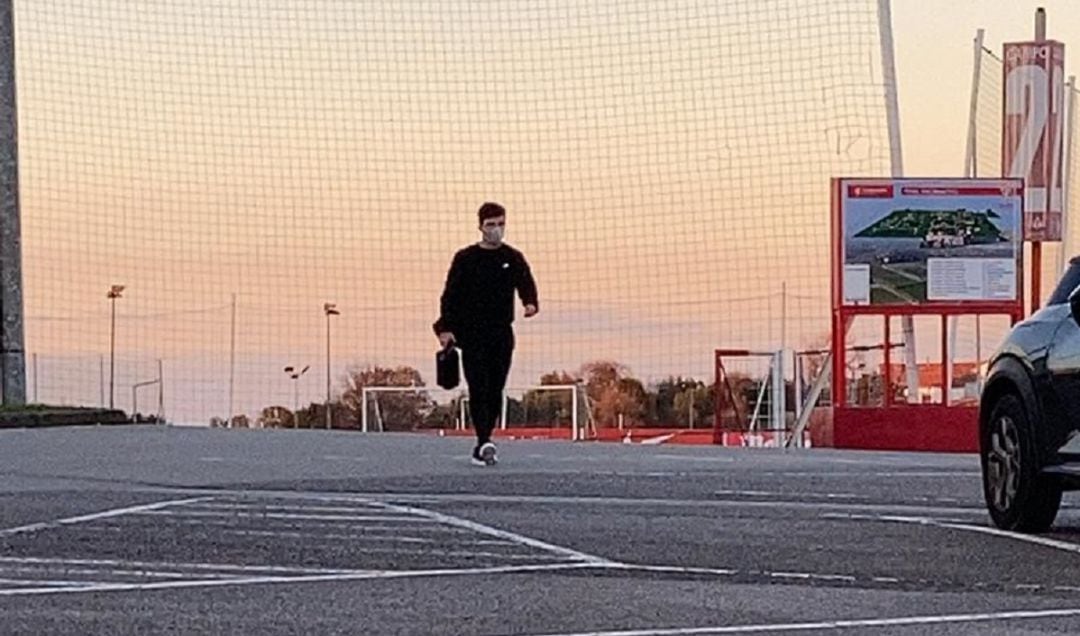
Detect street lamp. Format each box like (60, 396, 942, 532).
(283, 364, 309, 426)
(106, 284, 125, 410)
(323, 302, 340, 430)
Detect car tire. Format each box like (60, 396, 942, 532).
(981, 392, 1062, 532)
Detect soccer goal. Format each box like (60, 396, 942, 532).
(713, 349, 787, 434)
(359, 386, 464, 433)
(501, 384, 585, 441)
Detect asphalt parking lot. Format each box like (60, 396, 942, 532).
(4, 426, 1080, 634)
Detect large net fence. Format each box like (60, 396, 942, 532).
(17, 0, 893, 427)
(965, 36, 1079, 361)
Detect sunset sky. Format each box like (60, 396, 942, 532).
(12, 0, 1080, 423)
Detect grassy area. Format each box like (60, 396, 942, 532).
(870, 286, 909, 304)
(0, 404, 131, 429)
(871, 264, 926, 302)
(0, 403, 105, 413)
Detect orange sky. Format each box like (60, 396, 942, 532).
(12, 0, 1080, 422)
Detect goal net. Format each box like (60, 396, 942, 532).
(972, 36, 1079, 267)
(502, 384, 583, 440)
(713, 350, 786, 433)
(17, 1, 893, 425)
(359, 386, 464, 433)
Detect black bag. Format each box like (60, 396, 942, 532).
(436, 344, 461, 390)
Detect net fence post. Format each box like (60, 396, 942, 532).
(0, 0, 23, 405)
(877, 0, 918, 402)
(965, 29, 985, 179)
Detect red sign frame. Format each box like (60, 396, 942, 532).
(829, 177, 1026, 452)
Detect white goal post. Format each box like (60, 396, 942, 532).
(361, 383, 584, 440)
(359, 386, 459, 433)
(501, 384, 582, 441)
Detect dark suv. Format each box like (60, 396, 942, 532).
(980, 257, 1080, 532)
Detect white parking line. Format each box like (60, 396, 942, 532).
(758, 471, 979, 478)
(368, 500, 616, 565)
(0, 556, 367, 576)
(827, 513, 1080, 556)
(0, 562, 604, 597)
(0, 578, 109, 588)
(716, 489, 962, 504)
(0, 564, 242, 580)
(222, 529, 515, 546)
(104, 515, 477, 534)
(195, 502, 397, 514)
(525, 607, 1080, 635)
(0, 497, 211, 537)
(923, 519, 1080, 556)
(134, 510, 432, 523)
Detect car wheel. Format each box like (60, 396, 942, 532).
(981, 393, 1062, 532)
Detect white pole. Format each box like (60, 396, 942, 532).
(780, 281, 787, 352)
(878, 0, 904, 176)
(965, 29, 985, 178)
(228, 293, 236, 420)
(571, 384, 580, 441)
(361, 387, 369, 433)
(976, 315, 984, 391)
(877, 0, 918, 402)
(157, 358, 164, 421)
(946, 317, 958, 405)
(787, 353, 832, 449)
(30, 351, 36, 403)
(109, 297, 116, 409)
(500, 390, 508, 430)
(325, 312, 330, 430)
(774, 350, 785, 432)
(948, 30, 984, 408)
(1062, 76, 1076, 269)
(793, 352, 803, 425)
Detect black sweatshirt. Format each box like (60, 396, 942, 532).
(433, 243, 538, 338)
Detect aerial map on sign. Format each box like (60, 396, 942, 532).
(855, 208, 1009, 248)
(841, 181, 1021, 306)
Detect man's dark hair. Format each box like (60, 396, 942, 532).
(478, 202, 506, 224)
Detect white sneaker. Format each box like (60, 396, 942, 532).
(479, 442, 498, 466)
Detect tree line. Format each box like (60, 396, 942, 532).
(212, 360, 756, 431)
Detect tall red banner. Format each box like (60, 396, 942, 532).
(1002, 40, 1066, 242)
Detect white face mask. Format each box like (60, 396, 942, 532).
(482, 225, 505, 245)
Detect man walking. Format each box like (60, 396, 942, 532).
(434, 202, 538, 465)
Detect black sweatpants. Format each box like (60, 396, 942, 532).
(460, 327, 514, 446)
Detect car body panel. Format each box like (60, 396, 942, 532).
(983, 267, 1080, 470)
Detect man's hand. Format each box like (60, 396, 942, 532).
(438, 332, 455, 348)
(523, 304, 538, 318)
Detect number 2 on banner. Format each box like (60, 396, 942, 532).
(1005, 64, 1048, 182)
(1050, 67, 1064, 211)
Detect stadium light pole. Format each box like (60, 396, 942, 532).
(106, 284, 125, 410)
(323, 303, 339, 430)
(284, 364, 309, 426)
